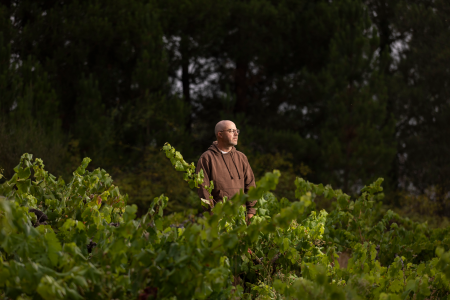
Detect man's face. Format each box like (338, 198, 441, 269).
(220, 122, 239, 146)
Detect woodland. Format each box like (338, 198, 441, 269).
(1, 1, 450, 229)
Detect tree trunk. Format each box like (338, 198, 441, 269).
(180, 36, 192, 132)
(233, 60, 249, 114)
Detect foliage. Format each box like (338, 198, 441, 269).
(188, 0, 397, 194)
(390, 0, 450, 213)
(113, 149, 201, 216)
(2, 146, 450, 299)
(364, 0, 450, 211)
(0, 26, 67, 179)
(0, 0, 191, 174)
(237, 144, 312, 202)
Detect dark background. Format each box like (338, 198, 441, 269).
(1, 0, 449, 222)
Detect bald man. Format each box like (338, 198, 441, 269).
(196, 120, 256, 222)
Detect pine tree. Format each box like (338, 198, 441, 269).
(5, 0, 191, 167)
(0, 6, 65, 177)
(309, 1, 396, 192)
(389, 0, 450, 214)
(186, 0, 396, 192)
(157, 0, 229, 132)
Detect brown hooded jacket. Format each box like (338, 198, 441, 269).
(196, 141, 257, 214)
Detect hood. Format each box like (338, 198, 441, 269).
(208, 141, 236, 155)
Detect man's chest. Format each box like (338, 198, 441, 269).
(209, 155, 244, 183)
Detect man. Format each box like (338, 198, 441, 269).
(196, 120, 256, 221)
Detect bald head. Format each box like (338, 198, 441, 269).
(215, 120, 236, 138)
(215, 120, 239, 150)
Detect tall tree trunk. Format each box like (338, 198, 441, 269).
(365, 0, 396, 74)
(233, 60, 249, 114)
(180, 36, 192, 132)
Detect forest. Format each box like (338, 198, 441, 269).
(1, 0, 450, 219)
(1, 0, 450, 299)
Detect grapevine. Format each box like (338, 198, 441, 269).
(0, 147, 449, 299)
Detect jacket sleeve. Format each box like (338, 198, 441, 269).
(243, 155, 257, 215)
(196, 156, 213, 203)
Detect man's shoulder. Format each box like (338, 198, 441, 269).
(233, 149, 249, 160)
(198, 149, 214, 161)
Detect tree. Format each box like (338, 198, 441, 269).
(158, 0, 229, 132)
(389, 0, 450, 214)
(4, 0, 191, 168)
(189, 0, 396, 193)
(0, 5, 66, 178)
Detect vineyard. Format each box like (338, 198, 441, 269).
(1, 144, 450, 300)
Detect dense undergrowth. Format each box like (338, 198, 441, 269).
(1, 145, 450, 299)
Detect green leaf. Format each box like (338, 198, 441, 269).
(0, 268, 10, 285)
(17, 167, 31, 180)
(225, 234, 238, 249)
(388, 279, 403, 293)
(16, 179, 31, 194)
(282, 238, 289, 252)
(379, 293, 401, 300)
(38, 225, 62, 267)
(37, 275, 66, 300)
(175, 161, 184, 171)
(155, 219, 163, 231)
(123, 204, 137, 222)
(401, 280, 416, 299)
(75, 157, 92, 175)
(337, 194, 348, 209)
(66, 287, 83, 300)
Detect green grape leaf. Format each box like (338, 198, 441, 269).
(388, 279, 403, 293)
(17, 167, 31, 180)
(16, 179, 31, 194)
(37, 275, 66, 300)
(38, 225, 62, 267)
(123, 204, 137, 222)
